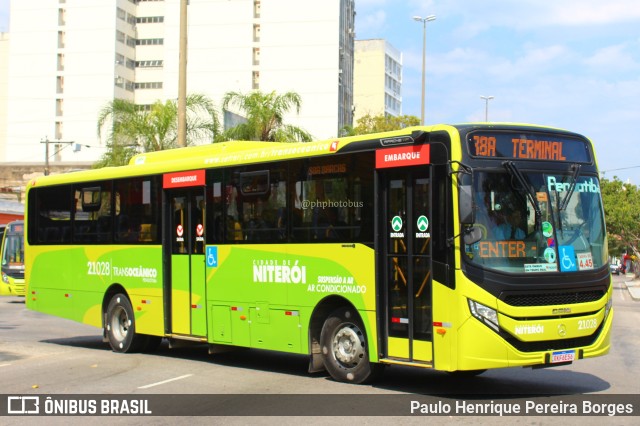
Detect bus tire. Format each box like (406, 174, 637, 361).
(105, 293, 145, 353)
(320, 307, 380, 384)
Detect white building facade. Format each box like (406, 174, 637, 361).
(3, 0, 355, 165)
(353, 39, 402, 123)
(0, 32, 8, 162)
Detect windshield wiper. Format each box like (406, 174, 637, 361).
(502, 161, 542, 229)
(558, 163, 581, 211)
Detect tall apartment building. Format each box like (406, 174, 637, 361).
(0, 32, 8, 162)
(3, 0, 355, 165)
(353, 39, 402, 123)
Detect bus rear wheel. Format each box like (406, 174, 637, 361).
(106, 293, 145, 353)
(320, 307, 381, 384)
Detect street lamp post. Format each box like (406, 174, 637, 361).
(413, 15, 436, 126)
(480, 95, 494, 122)
(177, 0, 188, 148)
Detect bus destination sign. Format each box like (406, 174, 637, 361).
(467, 132, 591, 163)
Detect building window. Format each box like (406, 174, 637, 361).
(136, 38, 164, 46)
(134, 82, 163, 90)
(135, 60, 164, 68)
(137, 16, 164, 24)
(117, 8, 127, 22)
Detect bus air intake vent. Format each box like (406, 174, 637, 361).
(502, 290, 605, 307)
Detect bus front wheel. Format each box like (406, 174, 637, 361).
(106, 293, 145, 353)
(320, 307, 380, 384)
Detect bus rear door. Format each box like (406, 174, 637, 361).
(164, 171, 207, 338)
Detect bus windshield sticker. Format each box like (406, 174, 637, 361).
(525, 263, 558, 273)
(544, 247, 556, 263)
(577, 252, 594, 270)
(559, 246, 578, 272)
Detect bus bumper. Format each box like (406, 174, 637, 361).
(455, 308, 612, 370)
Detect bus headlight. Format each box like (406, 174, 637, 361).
(1, 272, 8, 284)
(468, 299, 499, 332)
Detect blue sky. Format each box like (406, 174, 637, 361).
(356, 0, 640, 184)
(2, 0, 640, 184)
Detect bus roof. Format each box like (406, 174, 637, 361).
(26, 123, 588, 189)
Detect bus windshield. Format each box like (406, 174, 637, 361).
(2, 223, 25, 278)
(465, 169, 606, 274)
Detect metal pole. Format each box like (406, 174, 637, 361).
(177, 0, 188, 148)
(43, 138, 49, 176)
(413, 15, 435, 126)
(420, 21, 426, 126)
(480, 96, 494, 122)
(41, 138, 74, 176)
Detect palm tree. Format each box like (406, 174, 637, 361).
(220, 90, 312, 142)
(96, 94, 220, 167)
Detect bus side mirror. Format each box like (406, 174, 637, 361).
(463, 226, 483, 245)
(459, 185, 475, 225)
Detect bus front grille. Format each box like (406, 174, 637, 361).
(502, 290, 605, 307)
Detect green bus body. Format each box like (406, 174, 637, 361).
(25, 124, 612, 383)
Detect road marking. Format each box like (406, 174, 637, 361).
(138, 374, 193, 389)
(0, 364, 11, 368)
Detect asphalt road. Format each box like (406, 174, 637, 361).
(0, 273, 638, 424)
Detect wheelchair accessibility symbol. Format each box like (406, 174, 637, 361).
(559, 245, 577, 272)
(206, 246, 218, 268)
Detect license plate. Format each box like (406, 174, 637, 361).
(551, 350, 575, 363)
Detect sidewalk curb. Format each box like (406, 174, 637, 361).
(623, 281, 640, 301)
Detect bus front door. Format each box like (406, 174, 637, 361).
(380, 167, 433, 363)
(167, 189, 207, 337)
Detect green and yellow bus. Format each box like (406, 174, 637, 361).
(1, 220, 25, 296)
(25, 124, 612, 383)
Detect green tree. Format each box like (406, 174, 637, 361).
(220, 90, 312, 142)
(600, 177, 640, 258)
(96, 94, 220, 167)
(352, 113, 420, 135)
